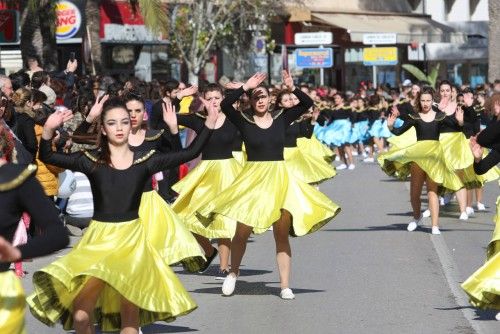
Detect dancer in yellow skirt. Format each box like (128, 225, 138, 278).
(197, 71, 340, 299)
(27, 98, 218, 332)
(0, 122, 69, 334)
(378, 86, 463, 234)
(172, 83, 242, 277)
(437, 81, 473, 220)
(277, 90, 336, 184)
(462, 115, 500, 318)
(74, 93, 205, 272)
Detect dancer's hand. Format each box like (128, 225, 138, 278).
(469, 136, 483, 162)
(204, 99, 219, 129)
(282, 70, 295, 91)
(86, 94, 109, 123)
(176, 85, 198, 100)
(242, 72, 267, 92)
(224, 81, 245, 90)
(391, 105, 400, 118)
(42, 109, 73, 140)
(0, 237, 21, 263)
(162, 99, 178, 134)
(455, 106, 464, 126)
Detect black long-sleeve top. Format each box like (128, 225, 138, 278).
(353, 109, 370, 123)
(149, 97, 182, 130)
(325, 106, 355, 125)
(0, 164, 69, 272)
(39, 126, 212, 222)
(462, 105, 480, 138)
(14, 113, 37, 161)
(177, 113, 240, 159)
(221, 87, 313, 161)
(284, 119, 314, 147)
(390, 111, 460, 141)
(129, 129, 182, 192)
(396, 100, 414, 122)
(473, 119, 500, 174)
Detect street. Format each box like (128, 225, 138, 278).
(23, 158, 500, 334)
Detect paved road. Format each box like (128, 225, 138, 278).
(22, 157, 500, 333)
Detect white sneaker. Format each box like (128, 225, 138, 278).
(280, 288, 295, 300)
(407, 217, 422, 232)
(362, 152, 368, 158)
(465, 207, 475, 216)
(431, 226, 441, 235)
(222, 273, 237, 296)
(422, 209, 431, 218)
(439, 197, 445, 206)
(363, 157, 374, 163)
(352, 151, 358, 156)
(348, 164, 355, 170)
(476, 202, 486, 211)
(495, 312, 500, 321)
(337, 163, 347, 170)
(334, 156, 340, 162)
(459, 212, 469, 220)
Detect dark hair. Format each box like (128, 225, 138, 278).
(368, 94, 380, 107)
(9, 71, 30, 91)
(0, 121, 15, 162)
(72, 89, 95, 117)
(123, 90, 145, 106)
(438, 80, 453, 91)
(31, 71, 50, 89)
(333, 92, 346, 102)
(415, 86, 435, 113)
(50, 78, 67, 98)
(106, 82, 123, 98)
(164, 79, 180, 95)
(275, 89, 293, 109)
(96, 97, 128, 165)
(202, 83, 223, 97)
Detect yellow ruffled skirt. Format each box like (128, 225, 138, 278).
(297, 135, 335, 163)
(387, 127, 417, 150)
(172, 159, 241, 239)
(27, 219, 197, 331)
(139, 191, 205, 272)
(439, 132, 474, 171)
(196, 161, 340, 236)
(461, 152, 500, 189)
(377, 140, 463, 193)
(0, 271, 26, 334)
(284, 147, 336, 184)
(461, 196, 500, 309)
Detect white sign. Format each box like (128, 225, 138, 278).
(103, 24, 164, 43)
(294, 32, 332, 45)
(363, 33, 397, 45)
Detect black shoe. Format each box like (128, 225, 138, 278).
(198, 247, 218, 273)
(215, 268, 230, 280)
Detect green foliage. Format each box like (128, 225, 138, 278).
(402, 63, 441, 87)
(131, 0, 169, 36)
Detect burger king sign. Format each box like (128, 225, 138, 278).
(56, 1, 82, 40)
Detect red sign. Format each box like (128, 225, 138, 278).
(0, 10, 18, 43)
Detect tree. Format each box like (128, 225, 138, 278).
(402, 63, 440, 88)
(489, 0, 500, 81)
(169, 1, 301, 84)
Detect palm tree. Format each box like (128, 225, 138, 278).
(489, 0, 500, 81)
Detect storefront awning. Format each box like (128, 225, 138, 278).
(312, 12, 466, 44)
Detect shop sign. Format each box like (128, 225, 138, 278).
(0, 10, 19, 44)
(363, 33, 397, 45)
(363, 47, 398, 66)
(56, 1, 82, 40)
(295, 48, 333, 68)
(103, 24, 163, 43)
(294, 32, 332, 45)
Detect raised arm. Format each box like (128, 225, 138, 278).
(388, 111, 414, 136)
(283, 88, 314, 125)
(177, 113, 205, 133)
(220, 87, 246, 128)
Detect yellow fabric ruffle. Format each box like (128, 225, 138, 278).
(27, 219, 197, 332)
(487, 196, 500, 259)
(377, 140, 463, 193)
(196, 161, 340, 236)
(387, 127, 417, 150)
(297, 135, 335, 163)
(439, 132, 474, 171)
(0, 271, 26, 334)
(232, 151, 247, 166)
(172, 159, 241, 239)
(461, 251, 500, 310)
(461, 152, 500, 190)
(284, 147, 336, 184)
(139, 191, 205, 272)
